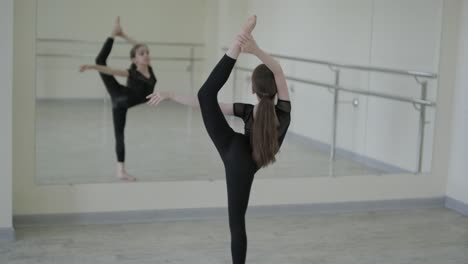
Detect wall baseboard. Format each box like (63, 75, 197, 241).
(0, 228, 15, 242)
(14, 197, 445, 228)
(445, 196, 468, 216)
(287, 132, 412, 174)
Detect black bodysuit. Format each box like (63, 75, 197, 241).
(95, 37, 157, 162)
(197, 54, 291, 264)
(233, 100, 291, 146)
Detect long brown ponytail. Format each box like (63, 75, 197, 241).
(251, 64, 279, 168)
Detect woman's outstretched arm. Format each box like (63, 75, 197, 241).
(146, 91, 234, 115)
(79, 64, 129, 78)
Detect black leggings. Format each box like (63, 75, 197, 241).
(198, 55, 258, 264)
(95, 38, 141, 162)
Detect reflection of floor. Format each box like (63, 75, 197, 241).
(36, 100, 386, 185)
(4, 208, 468, 264)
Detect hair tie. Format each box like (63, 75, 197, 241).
(259, 92, 276, 99)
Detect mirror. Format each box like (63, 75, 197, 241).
(35, 0, 441, 185)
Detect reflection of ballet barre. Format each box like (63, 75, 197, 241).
(36, 38, 205, 136)
(37, 38, 204, 75)
(37, 38, 205, 47)
(36, 38, 205, 110)
(230, 53, 438, 174)
(36, 53, 204, 62)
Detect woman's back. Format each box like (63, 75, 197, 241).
(233, 99, 291, 147)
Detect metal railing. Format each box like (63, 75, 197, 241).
(37, 38, 205, 47)
(35, 53, 204, 62)
(37, 38, 205, 89)
(227, 50, 437, 173)
(36, 38, 205, 134)
(256, 52, 438, 78)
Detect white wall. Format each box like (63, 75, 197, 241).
(13, 0, 453, 216)
(365, 0, 442, 172)
(36, 0, 207, 99)
(0, 0, 14, 229)
(214, 0, 249, 103)
(239, 0, 443, 172)
(202, 0, 220, 76)
(446, 0, 468, 204)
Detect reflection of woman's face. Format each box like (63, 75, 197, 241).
(133, 46, 151, 66)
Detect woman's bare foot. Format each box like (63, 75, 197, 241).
(226, 15, 257, 59)
(242, 15, 257, 35)
(112, 16, 123, 37)
(117, 163, 136, 182)
(118, 171, 136, 182)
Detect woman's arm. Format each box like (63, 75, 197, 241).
(79, 64, 129, 78)
(240, 35, 290, 101)
(120, 32, 138, 46)
(146, 91, 234, 115)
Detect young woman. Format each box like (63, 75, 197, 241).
(80, 17, 157, 181)
(147, 16, 291, 264)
